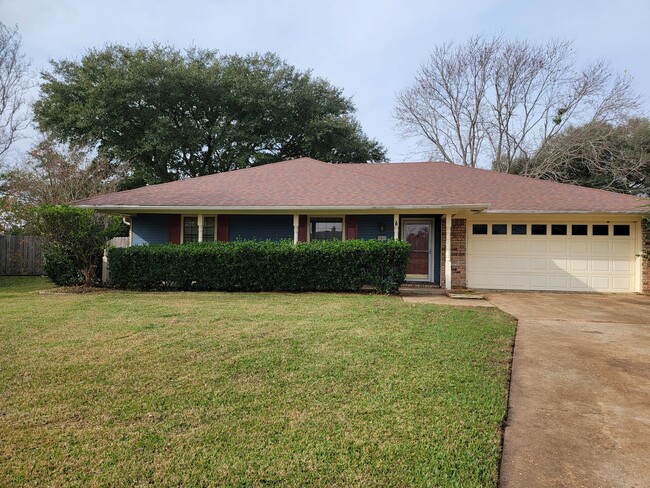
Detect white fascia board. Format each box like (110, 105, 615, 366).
(483, 209, 648, 215)
(73, 203, 492, 212)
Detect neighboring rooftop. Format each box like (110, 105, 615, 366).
(73, 157, 648, 213)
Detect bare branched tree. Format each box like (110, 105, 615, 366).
(0, 22, 30, 162)
(523, 118, 650, 195)
(395, 35, 641, 169)
(1, 137, 128, 231)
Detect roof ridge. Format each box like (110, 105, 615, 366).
(339, 162, 469, 204)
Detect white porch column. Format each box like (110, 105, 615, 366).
(293, 214, 299, 244)
(102, 248, 109, 285)
(393, 212, 399, 240)
(197, 214, 204, 242)
(445, 213, 452, 290)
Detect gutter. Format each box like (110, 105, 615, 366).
(73, 203, 492, 212)
(482, 209, 647, 215)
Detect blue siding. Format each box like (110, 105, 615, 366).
(229, 215, 293, 241)
(357, 214, 394, 240)
(132, 214, 169, 245)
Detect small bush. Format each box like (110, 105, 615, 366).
(108, 239, 411, 294)
(43, 248, 83, 286)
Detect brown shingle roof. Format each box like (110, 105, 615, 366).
(73, 157, 648, 213)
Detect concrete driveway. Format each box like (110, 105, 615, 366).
(486, 292, 650, 488)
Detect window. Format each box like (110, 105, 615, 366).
(492, 224, 507, 235)
(613, 224, 630, 236)
(310, 218, 343, 241)
(551, 224, 567, 236)
(203, 217, 215, 242)
(473, 224, 488, 235)
(572, 224, 588, 236)
(531, 224, 547, 235)
(592, 224, 609, 236)
(183, 217, 199, 242)
(512, 224, 527, 235)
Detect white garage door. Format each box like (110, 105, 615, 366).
(467, 222, 637, 292)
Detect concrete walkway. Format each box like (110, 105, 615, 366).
(401, 294, 494, 307)
(486, 292, 650, 488)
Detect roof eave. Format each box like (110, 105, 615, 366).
(73, 203, 492, 212)
(483, 209, 647, 215)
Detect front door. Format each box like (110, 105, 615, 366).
(403, 220, 432, 281)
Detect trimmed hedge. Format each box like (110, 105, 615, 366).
(107, 239, 411, 294)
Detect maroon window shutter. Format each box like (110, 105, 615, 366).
(345, 215, 358, 240)
(217, 215, 229, 242)
(298, 215, 308, 242)
(168, 215, 181, 244)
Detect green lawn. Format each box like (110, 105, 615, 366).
(0, 277, 516, 487)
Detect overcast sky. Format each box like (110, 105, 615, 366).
(2, 0, 649, 162)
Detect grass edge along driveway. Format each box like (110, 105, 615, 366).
(0, 277, 515, 487)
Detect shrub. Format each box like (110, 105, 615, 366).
(108, 239, 411, 294)
(30, 205, 122, 286)
(43, 248, 83, 286)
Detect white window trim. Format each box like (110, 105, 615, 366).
(307, 215, 346, 242)
(471, 222, 634, 238)
(181, 214, 217, 243)
(201, 215, 217, 242)
(181, 215, 198, 244)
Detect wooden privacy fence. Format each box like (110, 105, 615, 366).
(0, 236, 130, 276)
(0, 236, 44, 276)
(108, 237, 130, 248)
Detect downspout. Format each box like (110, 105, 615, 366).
(122, 217, 132, 247)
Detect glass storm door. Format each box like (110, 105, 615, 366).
(404, 221, 431, 281)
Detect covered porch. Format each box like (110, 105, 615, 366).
(121, 207, 479, 290)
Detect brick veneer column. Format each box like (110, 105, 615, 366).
(641, 223, 650, 293)
(451, 218, 467, 288)
(440, 216, 467, 289)
(440, 216, 446, 284)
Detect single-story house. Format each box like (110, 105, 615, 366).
(74, 157, 650, 293)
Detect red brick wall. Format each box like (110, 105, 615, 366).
(641, 224, 650, 293)
(440, 217, 467, 289)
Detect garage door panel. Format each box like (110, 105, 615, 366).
(570, 259, 589, 271)
(550, 241, 568, 253)
(612, 277, 632, 291)
(471, 256, 497, 270)
(530, 258, 548, 270)
(590, 241, 610, 254)
(551, 259, 569, 271)
(613, 241, 633, 254)
(467, 222, 636, 293)
(510, 275, 529, 287)
(530, 241, 547, 252)
(612, 260, 631, 272)
(550, 275, 569, 289)
(571, 241, 589, 253)
(530, 275, 549, 288)
(510, 241, 529, 253)
(592, 259, 609, 272)
(591, 276, 610, 289)
(510, 257, 529, 270)
(570, 276, 590, 289)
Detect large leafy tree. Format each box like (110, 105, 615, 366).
(34, 46, 385, 184)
